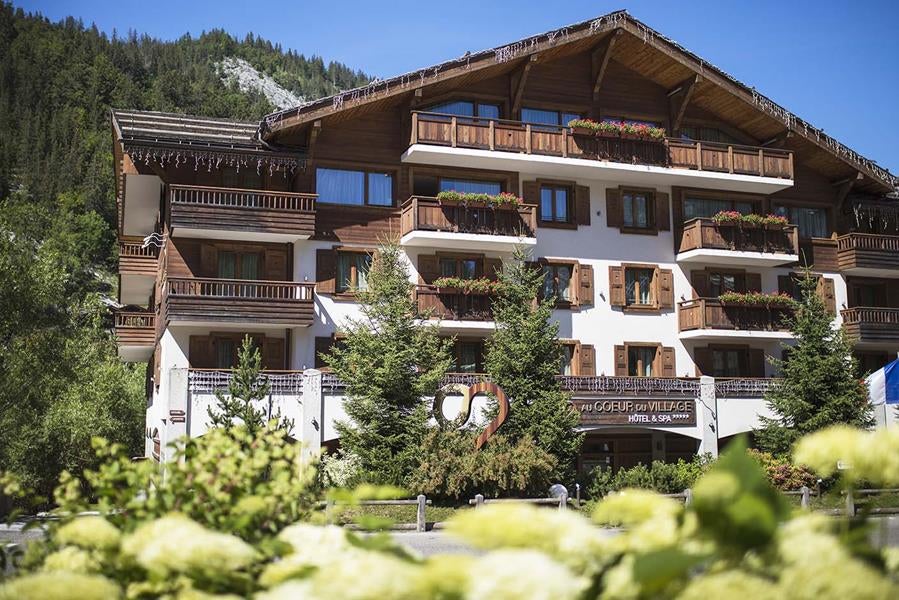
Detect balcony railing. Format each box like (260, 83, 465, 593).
(187, 368, 305, 395)
(118, 236, 158, 276)
(163, 277, 316, 326)
(835, 233, 899, 272)
(841, 307, 899, 344)
(679, 298, 794, 332)
(168, 184, 316, 238)
(410, 111, 793, 179)
(400, 196, 536, 238)
(679, 218, 799, 255)
(114, 311, 156, 345)
(415, 285, 494, 321)
(714, 378, 780, 397)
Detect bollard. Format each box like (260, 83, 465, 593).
(475, 494, 484, 509)
(683, 488, 693, 507)
(845, 489, 855, 517)
(800, 486, 810, 509)
(416, 494, 427, 532)
(575, 483, 581, 509)
(559, 491, 568, 511)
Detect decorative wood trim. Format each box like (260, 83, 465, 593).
(591, 30, 621, 102)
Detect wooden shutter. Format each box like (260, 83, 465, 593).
(575, 185, 591, 226)
(579, 344, 596, 376)
(655, 191, 670, 231)
(614, 345, 627, 376)
(577, 263, 594, 306)
(264, 248, 287, 280)
(816, 277, 836, 315)
(522, 181, 540, 220)
(746, 272, 762, 293)
(660, 346, 676, 377)
(418, 254, 440, 284)
(484, 257, 503, 281)
(200, 244, 217, 277)
(658, 268, 674, 308)
(262, 338, 286, 370)
(189, 335, 212, 368)
(748, 349, 766, 378)
(606, 188, 622, 228)
(609, 265, 625, 306)
(316, 248, 336, 294)
(314, 336, 334, 369)
(693, 347, 713, 376)
(691, 270, 710, 298)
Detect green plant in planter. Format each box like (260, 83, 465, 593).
(435, 190, 522, 208)
(719, 291, 798, 308)
(432, 277, 503, 295)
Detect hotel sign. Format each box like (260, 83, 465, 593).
(572, 399, 696, 427)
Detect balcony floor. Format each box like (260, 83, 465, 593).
(402, 144, 793, 195)
(118, 344, 154, 363)
(676, 248, 799, 268)
(400, 230, 536, 252)
(120, 273, 155, 306)
(170, 226, 311, 243)
(679, 329, 795, 342)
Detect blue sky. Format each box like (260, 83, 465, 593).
(15, 0, 899, 175)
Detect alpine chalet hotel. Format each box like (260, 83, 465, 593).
(112, 12, 899, 471)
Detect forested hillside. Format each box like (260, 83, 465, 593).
(0, 2, 370, 501)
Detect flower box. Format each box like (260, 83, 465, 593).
(718, 291, 797, 309)
(435, 190, 523, 209)
(570, 125, 596, 137)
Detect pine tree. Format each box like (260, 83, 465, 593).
(207, 335, 289, 435)
(756, 271, 872, 455)
(484, 248, 582, 480)
(324, 240, 452, 486)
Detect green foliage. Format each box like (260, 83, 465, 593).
(747, 448, 817, 490)
(5, 427, 899, 597)
(484, 248, 582, 479)
(587, 455, 714, 498)
(324, 240, 453, 486)
(407, 429, 557, 501)
(757, 270, 872, 455)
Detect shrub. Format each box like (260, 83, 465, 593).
(407, 428, 557, 501)
(587, 455, 713, 498)
(747, 448, 817, 490)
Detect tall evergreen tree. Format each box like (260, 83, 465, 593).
(484, 249, 582, 480)
(756, 271, 872, 455)
(324, 240, 452, 486)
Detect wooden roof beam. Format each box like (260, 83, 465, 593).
(667, 74, 702, 134)
(308, 120, 322, 158)
(834, 171, 864, 211)
(511, 55, 538, 118)
(591, 30, 621, 102)
(761, 130, 794, 147)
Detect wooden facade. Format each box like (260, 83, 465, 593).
(841, 308, 899, 345)
(118, 236, 158, 276)
(400, 196, 536, 238)
(678, 299, 794, 333)
(679, 219, 799, 256)
(114, 311, 156, 346)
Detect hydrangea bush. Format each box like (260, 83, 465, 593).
(4, 427, 899, 598)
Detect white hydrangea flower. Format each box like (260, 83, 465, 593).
(0, 572, 121, 600)
(677, 570, 779, 600)
(55, 516, 121, 550)
(121, 514, 256, 576)
(593, 489, 682, 527)
(302, 551, 421, 600)
(260, 523, 358, 587)
(466, 549, 587, 600)
(255, 580, 315, 600)
(42, 546, 99, 574)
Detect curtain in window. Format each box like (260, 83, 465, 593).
(709, 273, 736, 297)
(560, 345, 574, 376)
(337, 253, 352, 292)
(522, 108, 559, 126)
(623, 193, 648, 227)
(216, 339, 235, 369)
(477, 104, 500, 119)
(793, 207, 827, 238)
(440, 258, 456, 278)
(543, 268, 555, 301)
(684, 198, 753, 220)
(354, 254, 371, 291)
(317, 168, 364, 205)
(541, 188, 554, 221)
(557, 266, 572, 301)
(240, 254, 259, 280)
(439, 179, 501, 195)
(628, 347, 655, 377)
(218, 252, 236, 279)
(367, 172, 393, 206)
(625, 269, 653, 304)
(459, 343, 478, 373)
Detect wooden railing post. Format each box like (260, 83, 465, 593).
(758, 148, 765, 177)
(696, 142, 702, 170)
(410, 112, 418, 145)
(450, 116, 457, 147)
(561, 127, 568, 158)
(727, 146, 734, 173)
(416, 494, 427, 532)
(525, 124, 532, 154)
(488, 120, 495, 151)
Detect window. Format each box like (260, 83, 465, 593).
(708, 272, 742, 296)
(683, 197, 754, 221)
(622, 189, 653, 229)
(316, 168, 394, 206)
(218, 251, 260, 280)
(679, 125, 741, 145)
(559, 343, 576, 376)
(336, 252, 372, 293)
(711, 348, 744, 378)
(438, 179, 502, 195)
(522, 107, 582, 128)
(773, 204, 828, 238)
(849, 280, 887, 307)
(447, 339, 485, 373)
(215, 338, 236, 369)
(427, 100, 500, 120)
(540, 185, 571, 223)
(440, 257, 478, 279)
(628, 346, 658, 377)
(543, 264, 573, 303)
(625, 268, 655, 306)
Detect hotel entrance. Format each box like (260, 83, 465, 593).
(578, 430, 699, 475)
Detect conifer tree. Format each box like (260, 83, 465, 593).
(208, 335, 290, 435)
(324, 240, 452, 486)
(484, 248, 582, 480)
(756, 271, 872, 455)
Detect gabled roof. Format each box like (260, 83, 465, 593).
(259, 10, 896, 193)
(112, 109, 265, 152)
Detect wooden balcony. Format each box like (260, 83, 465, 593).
(678, 298, 794, 339)
(168, 184, 316, 241)
(400, 196, 536, 251)
(841, 307, 899, 346)
(408, 112, 793, 183)
(415, 285, 494, 322)
(115, 311, 156, 362)
(835, 233, 899, 277)
(118, 236, 158, 276)
(162, 277, 315, 327)
(678, 218, 799, 266)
